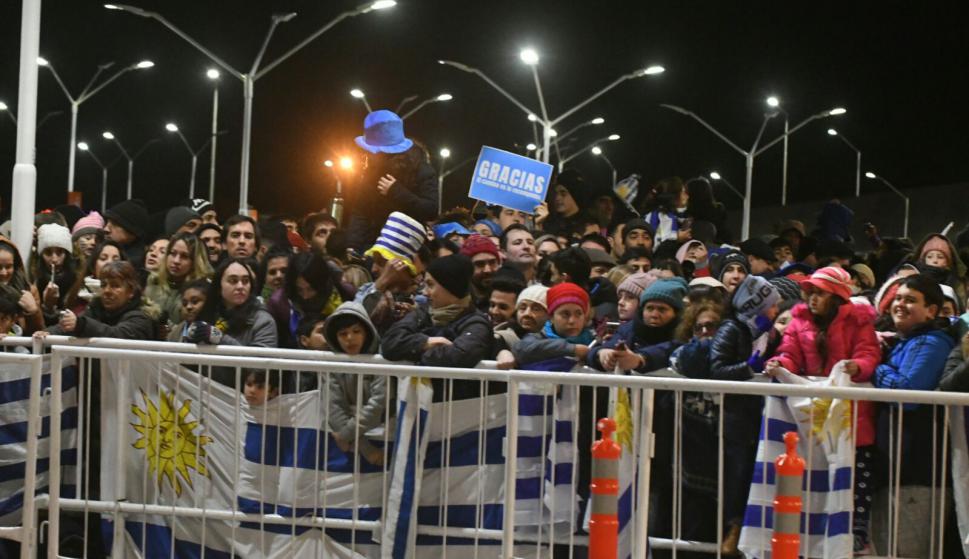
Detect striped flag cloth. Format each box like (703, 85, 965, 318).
(0, 357, 78, 526)
(738, 366, 854, 558)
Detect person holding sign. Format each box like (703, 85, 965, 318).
(346, 110, 439, 251)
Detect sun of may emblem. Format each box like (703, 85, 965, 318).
(131, 389, 212, 496)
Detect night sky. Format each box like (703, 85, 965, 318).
(1, 1, 967, 219)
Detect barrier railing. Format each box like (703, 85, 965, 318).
(1, 336, 968, 557)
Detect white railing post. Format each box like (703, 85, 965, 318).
(501, 379, 519, 559)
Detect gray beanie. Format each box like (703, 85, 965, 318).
(165, 206, 201, 236)
(732, 275, 781, 323)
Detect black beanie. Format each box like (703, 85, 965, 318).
(712, 250, 750, 282)
(104, 199, 149, 239)
(556, 168, 593, 207)
(165, 206, 201, 236)
(427, 254, 473, 299)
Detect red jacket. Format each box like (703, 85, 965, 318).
(774, 302, 881, 446)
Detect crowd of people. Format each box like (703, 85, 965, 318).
(2, 109, 968, 556)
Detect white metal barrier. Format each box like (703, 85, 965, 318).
(1, 336, 969, 558)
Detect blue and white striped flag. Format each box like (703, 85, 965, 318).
(739, 367, 854, 558)
(0, 357, 78, 526)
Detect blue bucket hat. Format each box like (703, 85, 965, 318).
(433, 222, 472, 240)
(355, 110, 414, 154)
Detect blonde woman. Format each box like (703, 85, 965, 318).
(144, 232, 213, 327)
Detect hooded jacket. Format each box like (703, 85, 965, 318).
(322, 302, 388, 446)
(774, 301, 881, 445)
(587, 308, 681, 374)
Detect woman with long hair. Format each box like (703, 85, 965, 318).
(686, 176, 731, 244)
(0, 237, 44, 334)
(64, 240, 126, 315)
(266, 251, 343, 348)
(144, 232, 213, 325)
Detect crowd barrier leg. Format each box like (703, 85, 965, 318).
(771, 431, 805, 559)
(590, 417, 621, 559)
(501, 379, 519, 559)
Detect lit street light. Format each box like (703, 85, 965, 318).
(77, 141, 110, 212)
(865, 171, 909, 238)
(708, 170, 745, 201)
(436, 147, 452, 212)
(559, 134, 620, 168)
(661, 102, 846, 239)
(826, 128, 862, 197)
(591, 145, 617, 187)
(350, 88, 373, 112)
(101, 131, 160, 198)
(165, 122, 219, 198)
(401, 92, 454, 119)
(0, 101, 17, 126)
(37, 56, 154, 194)
(107, 0, 397, 215)
(765, 96, 791, 205)
(439, 55, 663, 165)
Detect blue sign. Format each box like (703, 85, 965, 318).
(467, 146, 553, 214)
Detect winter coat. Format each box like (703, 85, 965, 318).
(322, 302, 387, 451)
(773, 302, 881, 445)
(217, 306, 277, 349)
(873, 324, 954, 398)
(48, 296, 159, 340)
(939, 343, 969, 392)
(381, 304, 494, 400)
(708, 318, 766, 441)
(143, 274, 183, 324)
(513, 329, 582, 367)
(587, 318, 680, 374)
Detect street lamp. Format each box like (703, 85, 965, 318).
(708, 170, 745, 201)
(765, 96, 791, 206)
(101, 131, 159, 198)
(349, 88, 373, 112)
(439, 55, 663, 165)
(559, 134, 620, 168)
(826, 128, 862, 197)
(865, 171, 909, 238)
(165, 122, 217, 198)
(206, 68, 221, 202)
(401, 92, 454, 119)
(107, 1, 396, 215)
(436, 147, 452, 212)
(591, 146, 617, 187)
(0, 101, 16, 126)
(77, 141, 109, 212)
(661, 102, 846, 239)
(37, 55, 154, 193)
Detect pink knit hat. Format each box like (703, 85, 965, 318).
(799, 266, 853, 301)
(919, 235, 952, 266)
(71, 211, 104, 240)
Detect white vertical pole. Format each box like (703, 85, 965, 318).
(209, 85, 219, 202)
(189, 153, 198, 198)
(19, 357, 43, 559)
(238, 77, 253, 214)
(742, 153, 754, 240)
(781, 116, 789, 206)
(10, 0, 42, 256)
(100, 168, 107, 212)
(501, 380, 519, 559)
(855, 151, 861, 198)
(126, 158, 133, 199)
(66, 102, 78, 193)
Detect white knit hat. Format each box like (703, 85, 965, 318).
(517, 284, 549, 310)
(37, 223, 72, 255)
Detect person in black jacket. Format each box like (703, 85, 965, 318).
(708, 274, 781, 555)
(381, 254, 494, 401)
(345, 111, 438, 250)
(940, 331, 969, 391)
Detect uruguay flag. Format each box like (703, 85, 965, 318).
(738, 366, 854, 558)
(0, 357, 78, 526)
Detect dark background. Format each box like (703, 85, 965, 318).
(1, 1, 967, 224)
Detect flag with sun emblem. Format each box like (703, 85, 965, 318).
(100, 360, 383, 558)
(738, 364, 855, 558)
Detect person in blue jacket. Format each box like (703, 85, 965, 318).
(588, 277, 688, 374)
(870, 274, 954, 556)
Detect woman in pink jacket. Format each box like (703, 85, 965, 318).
(767, 266, 881, 553)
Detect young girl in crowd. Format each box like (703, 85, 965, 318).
(64, 240, 125, 315)
(641, 176, 692, 244)
(615, 271, 657, 324)
(767, 266, 881, 553)
(913, 233, 965, 300)
(33, 224, 76, 324)
(167, 279, 209, 342)
(0, 237, 43, 334)
(70, 211, 104, 260)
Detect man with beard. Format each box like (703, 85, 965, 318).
(500, 224, 537, 283)
(460, 234, 502, 310)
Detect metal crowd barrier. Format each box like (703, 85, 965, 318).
(1, 336, 969, 558)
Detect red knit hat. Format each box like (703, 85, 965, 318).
(546, 282, 590, 315)
(459, 233, 500, 258)
(799, 266, 853, 301)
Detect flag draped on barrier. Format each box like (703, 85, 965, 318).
(0, 357, 78, 526)
(738, 365, 854, 559)
(950, 405, 969, 558)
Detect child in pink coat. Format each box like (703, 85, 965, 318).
(767, 266, 881, 553)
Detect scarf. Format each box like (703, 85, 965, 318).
(429, 296, 472, 326)
(542, 320, 595, 345)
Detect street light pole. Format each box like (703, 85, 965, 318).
(77, 142, 109, 212)
(661, 103, 845, 239)
(865, 172, 909, 238)
(559, 134, 620, 168)
(827, 128, 862, 198)
(10, 0, 42, 260)
(38, 56, 153, 193)
(437, 147, 451, 214)
(592, 147, 617, 187)
(107, 1, 396, 215)
(166, 123, 219, 199)
(401, 93, 453, 120)
(206, 68, 220, 202)
(708, 171, 745, 201)
(102, 131, 134, 198)
(0, 101, 17, 126)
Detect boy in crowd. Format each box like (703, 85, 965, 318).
(244, 370, 279, 406)
(324, 301, 386, 466)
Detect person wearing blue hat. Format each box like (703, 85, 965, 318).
(432, 222, 472, 247)
(346, 110, 439, 251)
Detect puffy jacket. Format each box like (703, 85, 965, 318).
(874, 324, 954, 402)
(773, 302, 880, 445)
(708, 318, 765, 442)
(587, 316, 680, 374)
(939, 343, 969, 392)
(381, 304, 494, 400)
(49, 296, 158, 340)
